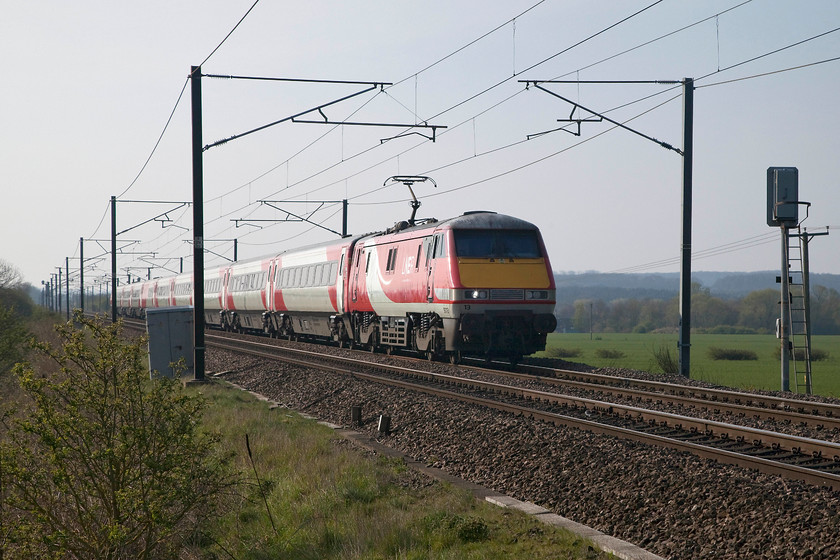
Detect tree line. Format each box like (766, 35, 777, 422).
(555, 283, 840, 335)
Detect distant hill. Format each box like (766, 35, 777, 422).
(553, 271, 840, 305)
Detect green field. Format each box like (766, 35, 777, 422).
(536, 333, 840, 397)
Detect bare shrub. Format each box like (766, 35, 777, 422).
(651, 345, 679, 374)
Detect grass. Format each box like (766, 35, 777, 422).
(188, 382, 618, 559)
(537, 333, 840, 397)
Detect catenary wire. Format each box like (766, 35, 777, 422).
(211, 0, 669, 206)
(240, 1, 751, 208)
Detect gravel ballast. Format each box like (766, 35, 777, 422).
(207, 346, 840, 560)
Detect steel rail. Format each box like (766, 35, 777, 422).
(510, 362, 840, 420)
(454, 361, 840, 432)
(121, 318, 840, 429)
(205, 334, 840, 490)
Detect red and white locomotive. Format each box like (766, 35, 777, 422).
(117, 210, 557, 363)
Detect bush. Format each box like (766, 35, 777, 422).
(595, 348, 625, 360)
(545, 346, 582, 358)
(708, 347, 758, 361)
(1, 313, 238, 560)
(773, 348, 831, 361)
(810, 349, 830, 361)
(423, 512, 489, 544)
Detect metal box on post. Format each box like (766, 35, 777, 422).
(767, 167, 799, 226)
(146, 307, 194, 379)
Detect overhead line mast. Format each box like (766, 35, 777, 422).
(190, 67, 446, 380)
(522, 78, 694, 377)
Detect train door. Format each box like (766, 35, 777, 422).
(425, 234, 437, 303)
(351, 245, 363, 303)
(222, 268, 231, 310)
(265, 261, 275, 310)
(337, 247, 347, 312)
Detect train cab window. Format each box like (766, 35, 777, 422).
(453, 229, 541, 259)
(365, 251, 371, 273)
(339, 253, 345, 275)
(415, 244, 422, 271)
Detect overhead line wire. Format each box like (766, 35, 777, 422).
(210, 0, 550, 204)
(607, 232, 780, 273)
(697, 55, 840, 88)
(352, 92, 683, 205)
(423, 0, 666, 123)
(212, 0, 666, 206)
(200, 0, 261, 66)
(349, 12, 840, 206)
(696, 25, 840, 83)
(251, 0, 747, 206)
(87, 2, 263, 275)
(390, 0, 547, 88)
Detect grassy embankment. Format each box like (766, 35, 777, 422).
(538, 332, 840, 397)
(189, 382, 617, 559)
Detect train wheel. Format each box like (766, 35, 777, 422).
(449, 351, 461, 365)
(385, 346, 393, 355)
(426, 350, 435, 361)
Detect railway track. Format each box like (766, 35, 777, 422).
(202, 332, 840, 490)
(118, 316, 840, 488)
(511, 362, 840, 426)
(125, 314, 840, 429)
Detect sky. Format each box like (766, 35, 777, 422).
(2, 0, 839, 290)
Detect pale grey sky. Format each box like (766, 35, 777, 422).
(2, 0, 839, 288)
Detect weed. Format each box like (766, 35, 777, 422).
(545, 346, 582, 358)
(651, 344, 679, 374)
(594, 348, 625, 360)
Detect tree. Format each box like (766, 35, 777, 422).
(1, 313, 237, 560)
(0, 259, 22, 290)
(0, 305, 28, 377)
(811, 286, 840, 335)
(737, 289, 778, 331)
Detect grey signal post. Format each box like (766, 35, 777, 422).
(767, 167, 798, 392)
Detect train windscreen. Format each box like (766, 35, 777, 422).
(453, 229, 541, 259)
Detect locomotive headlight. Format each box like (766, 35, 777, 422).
(465, 289, 488, 300)
(525, 290, 549, 300)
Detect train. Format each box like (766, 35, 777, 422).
(116, 210, 557, 364)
